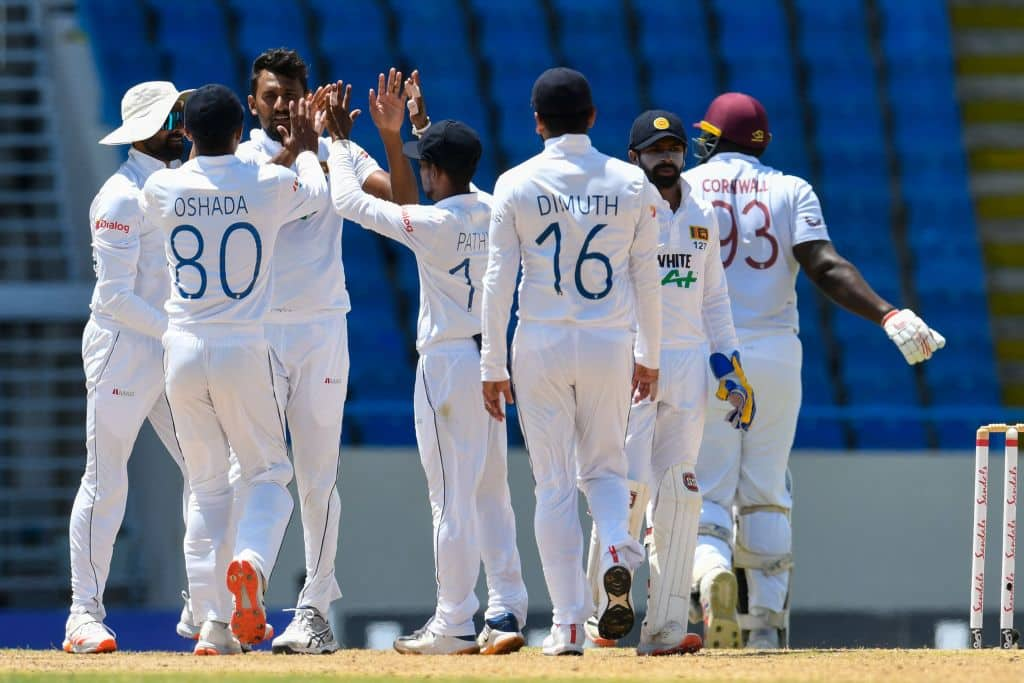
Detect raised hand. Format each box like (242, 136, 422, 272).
(404, 69, 429, 132)
(369, 68, 407, 135)
(280, 96, 319, 157)
(323, 81, 361, 141)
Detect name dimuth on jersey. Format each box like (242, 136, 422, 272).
(174, 195, 249, 217)
(536, 193, 620, 217)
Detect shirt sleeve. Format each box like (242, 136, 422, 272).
(275, 150, 329, 225)
(480, 173, 521, 382)
(92, 186, 168, 339)
(700, 207, 740, 354)
(790, 178, 831, 246)
(346, 139, 383, 185)
(326, 139, 440, 254)
(629, 179, 663, 368)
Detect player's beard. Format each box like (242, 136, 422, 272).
(643, 161, 682, 190)
(141, 133, 185, 164)
(264, 115, 290, 143)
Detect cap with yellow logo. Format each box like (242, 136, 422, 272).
(629, 109, 687, 151)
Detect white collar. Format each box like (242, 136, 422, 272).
(249, 127, 283, 156)
(543, 133, 592, 154)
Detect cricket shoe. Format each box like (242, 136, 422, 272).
(239, 624, 274, 652)
(393, 625, 479, 655)
(194, 620, 242, 655)
(226, 557, 268, 646)
(637, 621, 703, 656)
(176, 590, 200, 640)
(272, 607, 340, 654)
(541, 623, 584, 656)
(745, 608, 782, 650)
(700, 568, 741, 649)
(583, 616, 617, 648)
(476, 612, 525, 655)
(596, 554, 634, 641)
(63, 613, 116, 654)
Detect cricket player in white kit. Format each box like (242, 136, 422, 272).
(64, 81, 192, 655)
(328, 76, 528, 655)
(583, 110, 754, 656)
(142, 84, 327, 655)
(481, 68, 662, 656)
(685, 93, 946, 649)
(231, 50, 418, 655)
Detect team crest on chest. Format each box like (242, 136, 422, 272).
(690, 225, 708, 241)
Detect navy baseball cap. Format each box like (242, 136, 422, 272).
(629, 110, 687, 151)
(531, 67, 593, 117)
(402, 120, 482, 174)
(184, 84, 244, 142)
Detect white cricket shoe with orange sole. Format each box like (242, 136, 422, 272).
(63, 613, 116, 654)
(226, 557, 268, 646)
(194, 620, 242, 655)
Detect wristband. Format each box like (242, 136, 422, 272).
(411, 117, 431, 139)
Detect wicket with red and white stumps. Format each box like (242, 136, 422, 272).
(971, 423, 1021, 649)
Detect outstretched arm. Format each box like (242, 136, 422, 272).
(793, 240, 893, 323)
(794, 240, 945, 364)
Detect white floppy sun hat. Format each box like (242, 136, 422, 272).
(99, 81, 194, 145)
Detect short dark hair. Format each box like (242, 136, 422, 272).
(424, 158, 477, 189)
(444, 161, 477, 189)
(250, 48, 308, 95)
(539, 108, 593, 137)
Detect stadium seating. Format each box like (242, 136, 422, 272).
(74, 0, 999, 449)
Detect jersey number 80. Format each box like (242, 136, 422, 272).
(170, 222, 262, 300)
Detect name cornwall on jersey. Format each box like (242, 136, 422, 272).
(174, 195, 249, 217)
(701, 177, 769, 194)
(536, 193, 619, 217)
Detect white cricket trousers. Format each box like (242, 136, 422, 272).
(415, 339, 528, 636)
(511, 322, 645, 626)
(625, 346, 708, 486)
(69, 317, 187, 619)
(264, 312, 348, 614)
(163, 328, 294, 624)
(693, 333, 801, 612)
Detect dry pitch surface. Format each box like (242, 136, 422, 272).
(1, 648, 1023, 683)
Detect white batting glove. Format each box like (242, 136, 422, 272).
(882, 308, 945, 365)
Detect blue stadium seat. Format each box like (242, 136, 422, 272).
(794, 415, 846, 449)
(850, 417, 927, 449)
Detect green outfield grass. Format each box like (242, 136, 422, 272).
(2, 648, 1023, 683)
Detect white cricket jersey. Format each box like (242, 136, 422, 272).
(683, 152, 830, 341)
(481, 134, 662, 381)
(141, 151, 327, 333)
(88, 148, 177, 339)
(655, 181, 738, 353)
(328, 139, 488, 352)
(236, 129, 382, 318)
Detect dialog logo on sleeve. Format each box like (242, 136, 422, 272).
(94, 218, 130, 234)
(401, 208, 415, 233)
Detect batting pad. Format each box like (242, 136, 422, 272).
(645, 465, 701, 633)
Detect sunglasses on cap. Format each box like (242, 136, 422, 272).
(162, 110, 184, 131)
